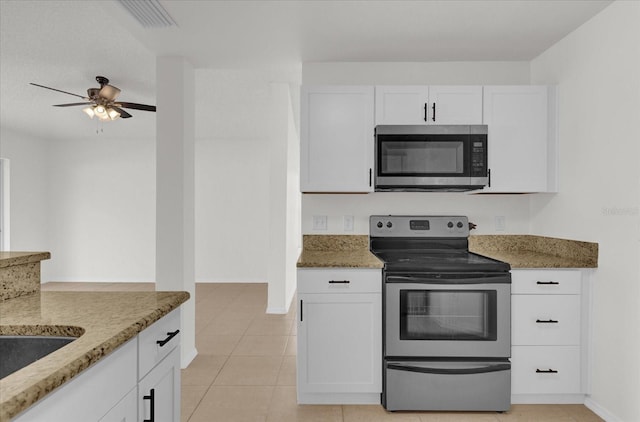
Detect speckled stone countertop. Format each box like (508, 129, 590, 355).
(469, 235, 598, 268)
(0, 252, 50, 269)
(297, 234, 598, 269)
(297, 235, 383, 268)
(0, 290, 189, 421)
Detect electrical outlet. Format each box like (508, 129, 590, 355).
(343, 215, 354, 232)
(495, 216, 506, 232)
(312, 215, 328, 231)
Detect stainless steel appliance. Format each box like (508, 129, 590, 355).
(370, 215, 511, 412)
(374, 125, 488, 192)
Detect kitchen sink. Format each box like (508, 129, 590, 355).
(0, 335, 78, 379)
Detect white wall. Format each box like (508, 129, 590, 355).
(43, 136, 156, 282)
(301, 61, 534, 235)
(194, 67, 301, 284)
(529, 2, 640, 421)
(0, 127, 49, 252)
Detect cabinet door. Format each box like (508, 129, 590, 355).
(428, 86, 483, 124)
(375, 85, 482, 125)
(375, 86, 429, 125)
(300, 86, 374, 192)
(297, 293, 382, 394)
(99, 387, 137, 422)
(482, 86, 549, 193)
(139, 347, 180, 422)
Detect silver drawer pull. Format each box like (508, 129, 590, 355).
(157, 330, 180, 347)
(328, 280, 350, 284)
(536, 368, 558, 374)
(536, 319, 559, 324)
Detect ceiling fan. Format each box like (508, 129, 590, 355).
(30, 76, 156, 121)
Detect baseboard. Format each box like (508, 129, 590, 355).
(195, 279, 268, 284)
(266, 306, 288, 314)
(181, 345, 198, 369)
(585, 396, 622, 422)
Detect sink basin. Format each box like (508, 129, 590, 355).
(0, 335, 77, 379)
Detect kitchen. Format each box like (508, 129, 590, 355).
(1, 1, 639, 421)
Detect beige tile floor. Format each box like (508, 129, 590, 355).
(42, 282, 604, 422)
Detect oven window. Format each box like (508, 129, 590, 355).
(379, 140, 464, 175)
(399, 290, 497, 341)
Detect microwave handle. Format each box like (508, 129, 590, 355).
(388, 362, 510, 376)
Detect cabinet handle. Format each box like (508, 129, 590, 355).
(328, 280, 350, 284)
(487, 168, 491, 187)
(537, 281, 560, 285)
(423, 103, 428, 122)
(536, 319, 559, 324)
(369, 168, 372, 187)
(157, 330, 180, 347)
(143, 388, 155, 422)
(536, 369, 559, 374)
(432, 103, 436, 122)
(300, 300, 303, 322)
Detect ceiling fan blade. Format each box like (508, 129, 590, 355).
(110, 106, 132, 119)
(52, 102, 93, 107)
(30, 83, 88, 100)
(116, 102, 156, 112)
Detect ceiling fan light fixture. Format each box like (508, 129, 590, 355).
(107, 108, 121, 120)
(83, 107, 96, 119)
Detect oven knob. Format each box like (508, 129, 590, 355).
(447, 221, 454, 228)
(457, 221, 464, 228)
(377, 221, 383, 228)
(386, 222, 393, 228)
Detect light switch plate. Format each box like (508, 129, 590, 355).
(495, 216, 506, 232)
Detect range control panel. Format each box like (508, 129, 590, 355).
(370, 215, 469, 238)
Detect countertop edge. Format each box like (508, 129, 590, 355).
(1, 291, 189, 421)
(0, 252, 51, 269)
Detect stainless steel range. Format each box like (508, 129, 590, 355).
(370, 215, 512, 412)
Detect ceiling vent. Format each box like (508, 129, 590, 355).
(117, 0, 178, 28)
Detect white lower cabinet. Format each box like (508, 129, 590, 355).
(138, 347, 181, 422)
(13, 309, 182, 422)
(99, 387, 138, 422)
(511, 270, 588, 403)
(297, 268, 382, 404)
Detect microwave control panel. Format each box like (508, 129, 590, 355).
(470, 137, 487, 177)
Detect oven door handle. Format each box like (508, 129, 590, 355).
(387, 362, 511, 375)
(386, 275, 509, 284)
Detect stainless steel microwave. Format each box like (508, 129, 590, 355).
(374, 125, 488, 192)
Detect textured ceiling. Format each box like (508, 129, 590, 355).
(0, 0, 613, 142)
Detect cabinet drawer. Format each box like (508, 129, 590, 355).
(297, 269, 381, 294)
(512, 270, 581, 295)
(512, 346, 581, 394)
(512, 295, 580, 345)
(139, 308, 181, 380)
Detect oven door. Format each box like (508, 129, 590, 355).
(385, 273, 511, 358)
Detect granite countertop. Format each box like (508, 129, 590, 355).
(297, 235, 383, 268)
(469, 234, 598, 268)
(0, 290, 189, 421)
(0, 252, 51, 269)
(297, 234, 598, 269)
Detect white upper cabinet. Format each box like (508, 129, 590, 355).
(482, 86, 558, 193)
(300, 85, 374, 193)
(375, 85, 483, 125)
